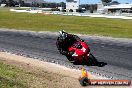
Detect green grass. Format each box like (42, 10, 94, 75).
(0, 61, 77, 88)
(0, 61, 64, 88)
(0, 8, 132, 38)
(0, 62, 28, 88)
(15, 8, 29, 10)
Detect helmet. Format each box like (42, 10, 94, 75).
(59, 30, 68, 40)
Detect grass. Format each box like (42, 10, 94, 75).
(0, 62, 28, 88)
(15, 8, 30, 10)
(0, 7, 132, 38)
(0, 61, 71, 88)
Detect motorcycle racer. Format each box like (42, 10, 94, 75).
(56, 30, 107, 66)
(56, 30, 85, 61)
(57, 30, 81, 54)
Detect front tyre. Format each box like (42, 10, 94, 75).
(88, 54, 107, 67)
(88, 53, 98, 66)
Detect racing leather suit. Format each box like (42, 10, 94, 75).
(56, 34, 81, 56)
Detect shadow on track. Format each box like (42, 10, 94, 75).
(68, 53, 107, 67)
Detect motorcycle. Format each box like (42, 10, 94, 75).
(56, 31, 106, 67)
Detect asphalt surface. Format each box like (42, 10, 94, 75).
(0, 30, 132, 80)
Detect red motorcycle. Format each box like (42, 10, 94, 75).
(56, 31, 106, 66)
(68, 40, 98, 65)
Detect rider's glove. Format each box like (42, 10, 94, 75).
(68, 51, 75, 56)
(60, 50, 68, 55)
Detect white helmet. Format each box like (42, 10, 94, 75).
(59, 30, 68, 40)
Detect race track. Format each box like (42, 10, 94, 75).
(0, 30, 132, 80)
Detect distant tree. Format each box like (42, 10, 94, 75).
(69, 9, 73, 12)
(51, 8, 60, 11)
(42, 3, 46, 7)
(42, 2, 65, 8)
(101, 0, 112, 5)
(62, 9, 66, 12)
(85, 4, 90, 10)
(76, 8, 82, 13)
(60, 2, 66, 8)
(7, 0, 15, 7)
(1, 0, 6, 4)
(50, 3, 57, 8)
(90, 5, 94, 13)
(110, 1, 120, 5)
(80, 4, 97, 11)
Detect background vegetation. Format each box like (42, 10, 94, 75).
(0, 8, 132, 38)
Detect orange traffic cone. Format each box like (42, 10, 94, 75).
(79, 67, 90, 86)
(81, 67, 88, 77)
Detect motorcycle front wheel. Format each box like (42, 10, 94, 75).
(88, 53, 107, 67)
(88, 53, 99, 66)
